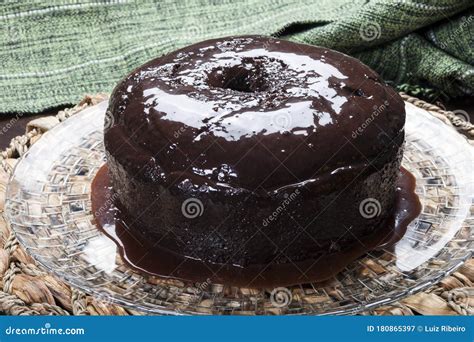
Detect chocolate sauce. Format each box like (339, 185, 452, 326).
(91, 165, 421, 288)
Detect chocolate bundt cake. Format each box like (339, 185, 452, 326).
(104, 36, 405, 269)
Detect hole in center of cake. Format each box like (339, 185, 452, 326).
(207, 58, 268, 92)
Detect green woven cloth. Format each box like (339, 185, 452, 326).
(0, 0, 473, 113)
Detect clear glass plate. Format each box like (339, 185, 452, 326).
(4, 100, 473, 315)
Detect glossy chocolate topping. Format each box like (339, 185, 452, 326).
(105, 36, 405, 191)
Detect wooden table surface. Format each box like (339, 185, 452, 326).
(0, 97, 472, 150)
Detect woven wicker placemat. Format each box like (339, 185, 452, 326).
(0, 93, 472, 316)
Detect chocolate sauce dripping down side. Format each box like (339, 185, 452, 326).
(91, 165, 421, 288)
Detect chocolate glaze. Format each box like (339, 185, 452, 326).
(92, 165, 421, 287)
(105, 35, 405, 191)
(104, 36, 407, 268)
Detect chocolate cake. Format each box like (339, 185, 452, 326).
(104, 36, 406, 269)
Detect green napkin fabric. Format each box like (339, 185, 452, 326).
(0, 0, 472, 113)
